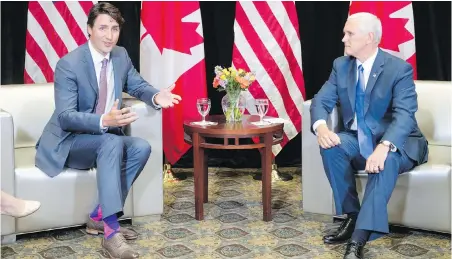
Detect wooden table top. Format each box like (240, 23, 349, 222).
(183, 115, 284, 135)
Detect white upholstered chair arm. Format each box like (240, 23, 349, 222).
(301, 100, 340, 215)
(123, 99, 163, 217)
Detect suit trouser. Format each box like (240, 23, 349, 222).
(65, 133, 152, 219)
(320, 131, 415, 241)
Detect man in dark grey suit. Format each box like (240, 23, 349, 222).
(35, 3, 180, 258)
(310, 13, 428, 259)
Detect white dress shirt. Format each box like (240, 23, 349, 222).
(88, 40, 115, 129)
(313, 49, 397, 151)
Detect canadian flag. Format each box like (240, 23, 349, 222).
(140, 1, 207, 165)
(349, 1, 417, 79)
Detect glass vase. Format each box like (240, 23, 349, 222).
(221, 91, 246, 122)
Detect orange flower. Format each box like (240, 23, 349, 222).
(235, 76, 250, 89)
(213, 77, 220, 88)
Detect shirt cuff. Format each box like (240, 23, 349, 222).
(100, 114, 108, 133)
(388, 141, 397, 152)
(381, 140, 397, 152)
(152, 93, 162, 109)
(313, 120, 327, 135)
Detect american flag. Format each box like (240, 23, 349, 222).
(24, 1, 96, 84)
(232, 1, 306, 156)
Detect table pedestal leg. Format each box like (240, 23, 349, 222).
(204, 152, 208, 203)
(261, 133, 273, 222)
(193, 133, 204, 220)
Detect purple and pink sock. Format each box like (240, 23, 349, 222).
(90, 204, 120, 239)
(89, 204, 103, 221)
(103, 214, 120, 239)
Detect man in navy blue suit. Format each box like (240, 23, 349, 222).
(310, 12, 428, 259)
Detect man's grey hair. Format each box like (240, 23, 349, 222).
(348, 12, 382, 44)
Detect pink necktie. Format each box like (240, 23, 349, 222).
(95, 58, 108, 114)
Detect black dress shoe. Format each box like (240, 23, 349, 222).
(343, 240, 364, 259)
(323, 216, 356, 244)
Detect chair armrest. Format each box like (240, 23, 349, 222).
(0, 110, 16, 235)
(301, 100, 340, 215)
(122, 99, 163, 217)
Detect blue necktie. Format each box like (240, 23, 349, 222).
(355, 65, 373, 158)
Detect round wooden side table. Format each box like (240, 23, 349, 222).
(183, 115, 284, 221)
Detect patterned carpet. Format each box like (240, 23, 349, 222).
(1, 167, 450, 258)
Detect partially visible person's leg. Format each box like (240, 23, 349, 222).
(0, 190, 41, 218)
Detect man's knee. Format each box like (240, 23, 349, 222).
(320, 132, 359, 158)
(133, 138, 152, 161)
(320, 145, 344, 158)
(99, 134, 123, 153)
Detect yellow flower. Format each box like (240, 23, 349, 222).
(238, 69, 244, 74)
(220, 75, 226, 80)
(222, 68, 228, 74)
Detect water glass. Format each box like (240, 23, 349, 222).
(196, 98, 211, 125)
(255, 99, 269, 123)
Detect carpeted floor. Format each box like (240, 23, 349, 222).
(1, 167, 450, 258)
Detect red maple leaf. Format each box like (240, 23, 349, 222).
(141, 1, 204, 54)
(349, 1, 414, 53)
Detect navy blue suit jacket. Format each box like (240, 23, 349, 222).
(310, 49, 428, 165)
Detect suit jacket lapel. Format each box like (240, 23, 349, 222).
(347, 58, 357, 115)
(364, 50, 384, 114)
(111, 48, 122, 105)
(83, 43, 99, 95)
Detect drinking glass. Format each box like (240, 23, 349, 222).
(255, 98, 269, 124)
(196, 98, 211, 125)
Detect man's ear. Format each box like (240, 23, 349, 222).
(87, 25, 93, 38)
(367, 32, 375, 45)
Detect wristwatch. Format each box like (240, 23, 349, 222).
(380, 140, 396, 152)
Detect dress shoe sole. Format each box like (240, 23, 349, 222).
(323, 238, 350, 245)
(104, 249, 119, 259)
(86, 227, 138, 240)
(103, 248, 140, 259)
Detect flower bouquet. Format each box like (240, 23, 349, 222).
(213, 66, 256, 122)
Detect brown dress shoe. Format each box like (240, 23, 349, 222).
(102, 233, 139, 259)
(86, 217, 139, 240)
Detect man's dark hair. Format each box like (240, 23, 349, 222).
(87, 2, 125, 29)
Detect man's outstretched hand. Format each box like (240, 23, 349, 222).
(154, 84, 182, 108)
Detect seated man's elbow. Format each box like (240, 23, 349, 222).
(57, 112, 71, 131)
